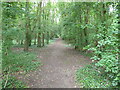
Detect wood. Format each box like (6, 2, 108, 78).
(24, 1, 30, 51)
(37, 2, 42, 47)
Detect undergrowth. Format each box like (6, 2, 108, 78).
(2, 51, 41, 88)
(2, 75, 27, 88)
(76, 63, 112, 88)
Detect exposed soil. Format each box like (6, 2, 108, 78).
(16, 38, 91, 88)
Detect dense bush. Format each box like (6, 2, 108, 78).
(58, 2, 119, 86)
(76, 63, 112, 88)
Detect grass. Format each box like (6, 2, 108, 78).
(76, 63, 112, 88)
(3, 51, 41, 73)
(2, 75, 28, 88)
(2, 51, 41, 88)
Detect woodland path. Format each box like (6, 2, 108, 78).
(17, 38, 91, 88)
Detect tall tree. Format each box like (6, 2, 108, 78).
(37, 2, 42, 47)
(24, 1, 30, 51)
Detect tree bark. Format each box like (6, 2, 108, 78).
(37, 2, 42, 47)
(46, 31, 49, 44)
(24, 1, 30, 51)
(83, 7, 89, 46)
(42, 33, 45, 47)
(37, 32, 41, 47)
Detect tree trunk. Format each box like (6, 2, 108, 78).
(46, 31, 49, 44)
(24, 31, 29, 51)
(37, 32, 41, 47)
(28, 34, 31, 46)
(24, 1, 30, 51)
(37, 2, 42, 47)
(117, 2, 120, 50)
(42, 33, 45, 47)
(83, 8, 88, 46)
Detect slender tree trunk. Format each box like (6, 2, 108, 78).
(46, 31, 49, 44)
(79, 13, 83, 49)
(37, 2, 42, 47)
(42, 4, 45, 47)
(117, 2, 120, 51)
(83, 8, 89, 46)
(37, 32, 41, 47)
(28, 34, 31, 46)
(42, 33, 45, 47)
(24, 1, 29, 51)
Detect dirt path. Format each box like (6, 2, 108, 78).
(17, 38, 91, 88)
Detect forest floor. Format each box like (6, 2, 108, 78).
(15, 38, 92, 88)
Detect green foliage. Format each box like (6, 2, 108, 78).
(2, 75, 27, 88)
(76, 63, 112, 88)
(88, 3, 120, 86)
(2, 1, 120, 88)
(59, 2, 119, 87)
(2, 2, 25, 53)
(2, 51, 41, 88)
(3, 51, 41, 73)
(2, 1, 62, 88)
(59, 2, 95, 49)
